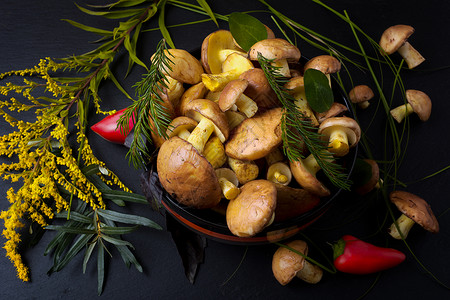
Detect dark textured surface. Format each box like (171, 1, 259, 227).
(1, 0, 449, 299)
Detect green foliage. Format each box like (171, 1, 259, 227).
(304, 69, 334, 113)
(229, 12, 267, 51)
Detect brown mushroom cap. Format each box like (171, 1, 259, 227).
(355, 159, 380, 195)
(390, 191, 439, 233)
(272, 240, 308, 285)
(304, 55, 341, 75)
(166, 116, 198, 139)
(379, 25, 415, 55)
(318, 116, 361, 148)
(239, 68, 280, 110)
(179, 82, 207, 116)
(406, 89, 432, 121)
(184, 99, 229, 143)
(157, 137, 222, 209)
(151, 49, 204, 85)
(289, 159, 330, 197)
(274, 184, 320, 222)
(218, 78, 249, 111)
(248, 38, 301, 62)
(226, 179, 277, 237)
(315, 102, 348, 123)
(201, 30, 243, 74)
(349, 85, 375, 104)
(225, 107, 283, 161)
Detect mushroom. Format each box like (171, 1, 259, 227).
(272, 240, 323, 285)
(388, 191, 439, 239)
(184, 99, 229, 153)
(226, 180, 277, 237)
(178, 82, 207, 116)
(215, 168, 240, 200)
(285, 76, 319, 126)
(226, 107, 283, 161)
(267, 162, 292, 186)
(227, 156, 259, 185)
(352, 159, 381, 195)
(248, 38, 301, 77)
(273, 184, 320, 222)
(203, 136, 227, 169)
(157, 136, 222, 209)
(239, 68, 280, 110)
(201, 29, 247, 74)
(290, 154, 331, 197)
(318, 116, 361, 157)
(224, 110, 247, 131)
(315, 102, 348, 124)
(151, 49, 204, 85)
(379, 25, 425, 69)
(218, 79, 258, 118)
(303, 55, 341, 86)
(265, 147, 285, 166)
(390, 89, 431, 123)
(166, 116, 198, 141)
(349, 85, 375, 109)
(158, 76, 185, 114)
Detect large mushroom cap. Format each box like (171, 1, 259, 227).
(304, 55, 341, 75)
(239, 68, 280, 110)
(274, 183, 320, 222)
(157, 137, 222, 209)
(272, 240, 308, 285)
(179, 82, 207, 116)
(406, 89, 432, 121)
(248, 38, 301, 62)
(226, 179, 277, 237)
(225, 107, 283, 160)
(289, 159, 330, 197)
(390, 191, 439, 233)
(166, 116, 198, 139)
(379, 25, 415, 55)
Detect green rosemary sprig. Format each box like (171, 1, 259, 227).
(118, 39, 174, 168)
(257, 53, 352, 191)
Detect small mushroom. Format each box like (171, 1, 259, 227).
(388, 191, 439, 239)
(226, 107, 283, 161)
(184, 99, 229, 153)
(265, 147, 285, 166)
(203, 136, 227, 169)
(272, 240, 323, 285)
(227, 156, 259, 185)
(267, 162, 292, 186)
(157, 137, 222, 209)
(303, 55, 341, 86)
(318, 116, 361, 157)
(285, 76, 319, 126)
(215, 168, 240, 200)
(274, 184, 320, 222)
(166, 116, 198, 141)
(290, 154, 331, 197)
(218, 79, 258, 118)
(226, 180, 277, 237)
(179, 82, 207, 116)
(379, 25, 425, 69)
(352, 159, 381, 195)
(349, 85, 375, 109)
(248, 39, 301, 77)
(239, 68, 280, 110)
(315, 102, 348, 124)
(390, 89, 431, 123)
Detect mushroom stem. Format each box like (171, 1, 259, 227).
(296, 260, 323, 284)
(397, 41, 425, 69)
(303, 154, 321, 176)
(235, 93, 258, 118)
(187, 117, 215, 153)
(177, 128, 191, 141)
(273, 171, 288, 184)
(388, 214, 416, 239)
(272, 59, 290, 77)
(203, 136, 226, 169)
(218, 177, 240, 200)
(390, 103, 414, 123)
(225, 111, 246, 130)
(327, 126, 350, 156)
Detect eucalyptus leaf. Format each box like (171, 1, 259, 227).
(124, 34, 148, 70)
(76, 3, 146, 20)
(304, 68, 334, 113)
(97, 209, 162, 229)
(228, 12, 267, 52)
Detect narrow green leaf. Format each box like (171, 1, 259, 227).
(51, 233, 95, 273)
(55, 211, 93, 224)
(76, 3, 146, 20)
(196, 0, 218, 27)
(115, 244, 143, 272)
(126, 22, 143, 76)
(83, 241, 97, 274)
(45, 225, 96, 234)
(97, 243, 105, 296)
(97, 209, 162, 229)
(304, 68, 334, 113)
(100, 225, 140, 235)
(99, 189, 148, 204)
(101, 235, 135, 248)
(158, 0, 176, 49)
(124, 34, 148, 69)
(106, 65, 135, 100)
(228, 12, 267, 52)
(62, 19, 113, 36)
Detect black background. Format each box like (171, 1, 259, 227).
(1, 0, 450, 299)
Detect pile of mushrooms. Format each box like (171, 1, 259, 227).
(153, 28, 360, 239)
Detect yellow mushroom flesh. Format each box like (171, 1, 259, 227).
(388, 214, 416, 239)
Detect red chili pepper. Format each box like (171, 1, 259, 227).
(332, 235, 406, 274)
(90, 108, 135, 144)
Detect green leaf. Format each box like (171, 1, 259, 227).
(158, 0, 175, 49)
(124, 34, 148, 70)
(99, 189, 148, 204)
(76, 3, 147, 20)
(45, 225, 96, 234)
(83, 241, 97, 274)
(106, 65, 135, 100)
(101, 234, 135, 248)
(97, 209, 162, 229)
(351, 158, 374, 187)
(100, 225, 140, 235)
(115, 244, 143, 272)
(97, 242, 105, 296)
(304, 68, 334, 113)
(62, 19, 113, 36)
(228, 12, 267, 52)
(196, 0, 218, 27)
(50, 233, 95, 273)
(55, 211, 93, 224)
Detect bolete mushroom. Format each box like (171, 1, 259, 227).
(224, 110, 247, 131)
(388, 191, 439, 239)
(303, 55, 341, 86)
(352, 159, 381, 195)
(318, 116, 361, 157)
(157, 136, 221, 209)
(390, 89, 431, 123)
(166, 116, 198, 141)
(227, 156, 259, 185)
(215, 168, 240, 200)
(285, 76, 319, 126)
(267, 162, 292, 186)
(274, 184, 320, 222)
(178, 82, 207, 116)
(349, 85, 375, 109)
(239, 68, 280, 110)
(226, 107, 283, 161)
(315, 102, 348, 124)
(379, 25, 425, 69)
(290, 154, 331, 197)
(203, 136, 227, 169)
(272, 240, 323, 285)
(226, 180, 277, 237)
(184, 99, 229, 153)
(248, 38, 301, 77)
(218, 78, 258, 118)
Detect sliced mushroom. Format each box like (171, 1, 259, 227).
(226, 180, 277, 237)
(215, 168, 240, 200)
(290, 154, 331, 197)
(388, 191, 439, 239)
(218, 79, 258, 118)
(274, 184, 320, 222)
(390, 89, 431, 123)
(349, 85, 375, 109)
(318, 116, 361, 157)
(379, 25, 425, 69)
(272, 240, 323, 285)
(157, 136, 221, 209)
